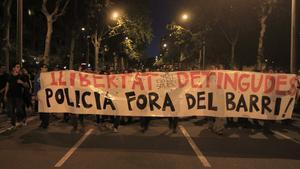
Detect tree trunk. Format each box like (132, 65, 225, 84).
(2, 0, 13, 72)
(230, 43, 236, 67)
(199, 48, 202, 69)
(92, 32, 101, 72)
(95, 46, 99, 71)
(121, 57, 125, 70)
(114, 55, 118, 70)
(257, 15, 267, 70)
(202, 41, 206, 69)
(94, 42, 100, 72)
(69, 30, 76, 70)
(41, 0, 71, 66)
(257, 1, 274, 70)
(86, 41, 90, 64)
(43, 18, 53, 65)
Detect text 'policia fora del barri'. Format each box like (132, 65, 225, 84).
(37, 70, 297, 120)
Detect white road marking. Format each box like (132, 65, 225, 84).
(271, 130, 300, 144)
(179, 125, 212, 168)
(54, 129, 94, 167)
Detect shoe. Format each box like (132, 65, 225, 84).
(22, 121, 27, 126)
(106, 123, 113, 129)
(113, 128, 118, 133)
(172, 129, 177, 134)
(99, 124, 106, 131)
(216, 131, 223, 135)
(9, 125, 17, 130)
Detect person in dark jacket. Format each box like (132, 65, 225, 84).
(71, 63, 87, 132)
(0, 65, 9, 115)
(33, 64, 49, 129)
(4, 63, 28, 128)
(20, 67, 32, 125)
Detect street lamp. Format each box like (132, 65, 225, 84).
(181, 13, 189, 21)
(17, 0, 23, 66)
(28, 9, 33, 16)
(112, 11, 120, 20)
(290, 0, 297, 73)
(81, 27, 85, 31)
(163, 43, 167, 48)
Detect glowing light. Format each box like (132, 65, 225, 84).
(28, 9, 33, 16)
(112, 11, 120, 20)
(181, 13, 189, 21)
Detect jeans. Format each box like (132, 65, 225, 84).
(168, 117, 178, 130)
(39, 113, 50, 128)
(140, 117, 151, 131)
(8, 97, 25, 126)
(72, 114, 84, 130)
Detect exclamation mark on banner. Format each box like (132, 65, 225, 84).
(274, 98, 282, 116)
(283, 98, 294, 118)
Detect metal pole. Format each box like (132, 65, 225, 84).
(290, 0, 297, 73)
(17, 0, 23, 66)
(202, 40, 206, 69)
(199, 48, 202, 69)
(87, 38, 90, 64)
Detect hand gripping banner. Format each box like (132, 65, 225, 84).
(38, 70, 298, 120)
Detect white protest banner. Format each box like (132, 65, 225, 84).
(38, 70, 298, 120)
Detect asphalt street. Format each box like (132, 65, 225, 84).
(0, 116, 300, 169)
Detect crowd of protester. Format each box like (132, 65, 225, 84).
(0, 62, 299, 135)
(0, 63, 33, 128)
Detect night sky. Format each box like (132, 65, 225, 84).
(147, 0, 300, 68)
(146, 0, 184, 58)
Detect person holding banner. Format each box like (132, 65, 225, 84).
(139, 68, 152, 133)
(71, 63, 87, 132)
(226, 65, 239, 128)
(33, 64, 50, 129)
(110, 68, 120, 133)
(140, 116, 151, 133)
(96, 69, 114, 130)
(211, 64, 226, 135)
(96, 70, 106, 128)
(167, 66, 179, 133)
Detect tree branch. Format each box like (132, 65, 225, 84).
(53, 0, 71, 22)
(51, 0, 62, 16)
(41, 0, 49, 16)
(218, 23, 232, 43)
(233, 30, 240, 45)
(91, 33, 97, 46)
